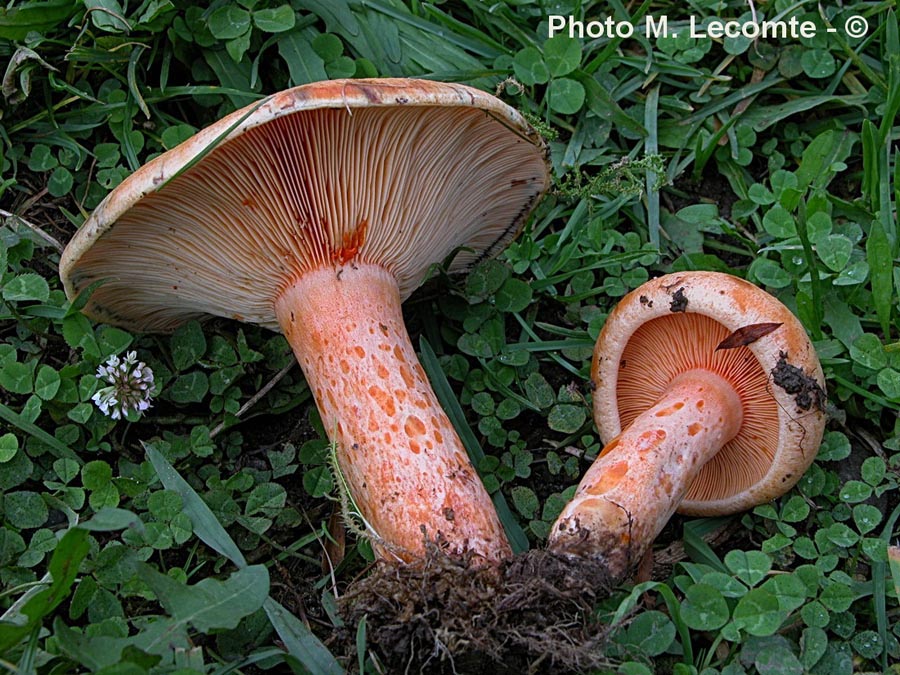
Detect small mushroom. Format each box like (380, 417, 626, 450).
(60, 79, 551, 563)
(549, 272, 826, 580)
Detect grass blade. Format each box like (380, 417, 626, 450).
(144, 442, 343, 674)
(144, 441, 247, 568)
(794, 203, 824, 340)
(610, 580, 694, 667)
(888, 545, 900, 606)
(127, 45, 150, 119)
(355, 615, 367, 673)
(0, 401, 79, 461)
(682, 518, 729, 573)
(867, 221, 893, 338)
(263, 598, 345, 675)
(644, 84, 660, 248)
(875, 502, 900, 673)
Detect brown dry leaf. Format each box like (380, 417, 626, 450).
(716, 322, 783, 351)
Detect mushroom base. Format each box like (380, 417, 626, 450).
(549, 369, 743, 580)
(275, 264, 510, 563)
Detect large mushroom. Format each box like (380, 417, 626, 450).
(549, 272, 826, 580)
(60, 78, 550, 563)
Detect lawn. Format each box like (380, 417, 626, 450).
(1, 0, 899, 673)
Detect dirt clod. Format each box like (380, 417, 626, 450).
(770, 351, 826, 412)
(669, 287, 688, 312)
(336, 545, 614, 673)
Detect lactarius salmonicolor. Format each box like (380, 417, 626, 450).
(549, 272, 826, 580)
(60, 78, 550, 563)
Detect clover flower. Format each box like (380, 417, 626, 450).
(92, 351, 155, 420)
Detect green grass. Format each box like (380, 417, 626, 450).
(1, 0, 899, 673)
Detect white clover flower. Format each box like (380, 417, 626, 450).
(92, 351, 155, 420)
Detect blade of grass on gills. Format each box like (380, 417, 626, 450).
(159, 95, 273, 190)
(144, 442, 344, 675)
(419, 337, 529, 554)
(0, 401, 79, 462)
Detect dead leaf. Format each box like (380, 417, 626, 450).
(716, 322, 782, 351)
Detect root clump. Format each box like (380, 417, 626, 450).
(337, 544, 615, 673)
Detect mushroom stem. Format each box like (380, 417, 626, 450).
(275, 263, 511, 563)
(549, 368, 743, 580)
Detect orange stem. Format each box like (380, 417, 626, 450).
(275, 263, 510, 563)
(549, 369, 743, 579)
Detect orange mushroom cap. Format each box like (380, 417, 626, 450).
(60, 78, 550, 331)
(592, 271, 826, 515)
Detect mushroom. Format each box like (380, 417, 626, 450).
(548, 272, 826, 580)
(60, 78, 551, 563)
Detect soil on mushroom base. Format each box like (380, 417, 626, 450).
(333, 545, 614, 674)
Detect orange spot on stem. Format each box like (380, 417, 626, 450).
(636, 429, 667, 453)
(587, 460, 629, 494)
(655, 402, 685, 417)
(368, 385, 396, 416)
(404, 415, 426, 437)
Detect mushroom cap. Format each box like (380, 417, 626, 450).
(592, 271, 826, 516)
(60, 78, 550, 332)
